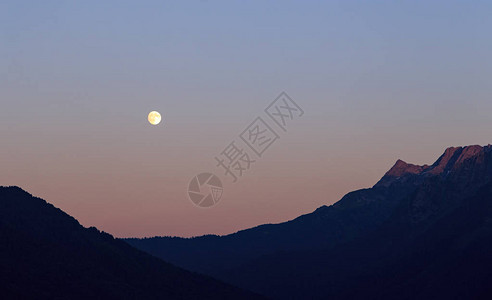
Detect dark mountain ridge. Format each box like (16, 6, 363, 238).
(0, 186, 261, 299)
(127, 145, 492, 299)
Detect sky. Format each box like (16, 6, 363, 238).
(1, 1, 492, 238)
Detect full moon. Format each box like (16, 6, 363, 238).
(148, 111, 161, 125)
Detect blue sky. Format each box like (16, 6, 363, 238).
(2, 1, 492, 237)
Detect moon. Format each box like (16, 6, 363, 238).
(148, 111, 161, 125)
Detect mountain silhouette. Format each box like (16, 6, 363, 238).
(126, 145, 492, 299)
(0, 187, 261, 299)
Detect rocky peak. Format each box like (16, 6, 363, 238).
(375, 159, 428, 187)
(426, 146, 463, 175)
(385, 159, 428, 177)
(426, 145, 487, 175)
(376, 145, 491, 187)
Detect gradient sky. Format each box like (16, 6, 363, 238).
(2, 1, 492, 238)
